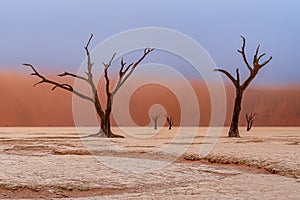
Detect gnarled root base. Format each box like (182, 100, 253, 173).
(228, 129, 240, 138)
(82, 129, 124, 138)
(109, 132, 124, 138)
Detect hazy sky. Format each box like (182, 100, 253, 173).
(0, 0, 300, 86)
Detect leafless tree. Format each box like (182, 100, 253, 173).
(151, 113, 161, 130)
(246, 112, 256, 131)
(23, 34, 153, 138)
(214, 36, 272, 137)
(166, 115, 174, 130)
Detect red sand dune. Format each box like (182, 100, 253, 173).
(0, 72, 299, 126)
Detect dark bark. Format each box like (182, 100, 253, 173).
(166, 115, 174, 130)
(24, 34, 153, 138)
(229, 88, 243, 137)
(246, 112, 256, 131)
(214, 36, 272, 137)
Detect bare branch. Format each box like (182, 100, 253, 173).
(252, 43, 272, 69)
(166, 115, 174, 124)
(144, 47, 154, 55)
(81, 34, 106, 118)
(123, 63, 134, 74)
(237, 36, 252, 72)
(33, 80, 44, 87)
(85, 33, 93, 49)
(119, 58, 134, 78)
(102, 53, 118, 100)
(253, 45, 260, 68)
(112, 48, 154, 96)
(257, 53, 266, 63)
(119, 58, 126, 75)
(104, 60, 111, 96)
(246, 112, 256, 131)
(85, 34, 94, 73)
(23, 63, 40, 75)
(52, 83, 72, 91)
(240, 38, 272, 90)
(103, 53, 116, 69)
(22, 63, 94, 103)
(259, 56, 272, 68)
(214, 69, 237, 86)
(166, 115, 174, 130)
(236, 68, 240, 86)
(58, 71, 88, 82)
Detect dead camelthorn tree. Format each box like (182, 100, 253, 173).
(214, 36, 272, 137)
(23, 34, 154, 138)
(151, 113, 161, 130)
(166, 115, 174, 130)
(246, 112, 256, 131)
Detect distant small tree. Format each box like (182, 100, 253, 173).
(214, 36, 272, 137)
(23, 34, 153, 138)
(151, 113, 161, 130)
(246, 112, 256, 131)
(166, 115, 174, 130)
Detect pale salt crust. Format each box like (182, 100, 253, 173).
(0, 127, 299, 199)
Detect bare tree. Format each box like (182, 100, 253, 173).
(23, 34, 153, 138)
(151, 113, 161, 130)
(246, 112, 256, 131)
(214, 36, 272, 137)
(166, 115, 174, 130)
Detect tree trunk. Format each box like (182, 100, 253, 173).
(246, 123, 251, 131)
(229, 88, 243, 137)
(214, 36, 272, 138)
(154, 119, 158, 130)
(166, 116, 174, 131)
(95, 97, 124, 138)
(23, 35, 153, 140)
(97, 116, 124, 138)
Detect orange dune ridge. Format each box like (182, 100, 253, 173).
(0, 71, 299, 126)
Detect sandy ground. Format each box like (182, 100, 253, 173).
(0, 127, 299, 199)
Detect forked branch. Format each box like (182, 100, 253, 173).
(214, 36, 272, 137)
(237, 36, 252, 71)
(22, 33, 101, 104)
(112, 48, 154, 96)
(166, 115, 174, 130)
(85, 34, 94, 73)
(215, 36, 272, 91)
(22, 63, 93, 102)
(246, 112, 256, 131)
(58, 71, 88, 83)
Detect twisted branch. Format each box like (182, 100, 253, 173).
(215, 36, 272, 91)
(22, 34, 101, 105)
(237, 36, 252, 71)
(246, 112, 256, 131)
(111, 47, 154, 96)
(22, 63, 93, 102)
(166, 115, 174, 126)
(58, 72, 88, 83)
(213, 68, 237, 86)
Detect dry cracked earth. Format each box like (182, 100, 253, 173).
(0, 127, 299, 199)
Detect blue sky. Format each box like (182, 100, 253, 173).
(0, 0, 300, 86)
